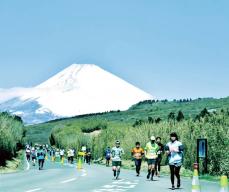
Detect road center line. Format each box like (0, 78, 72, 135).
(25, 188, 42, 192)
(60, 178, 77, 184)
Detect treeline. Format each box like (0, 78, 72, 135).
(133, 108, 212, 127)
(0, 112, 25, 166)
(133, 98, 194, 107)
(48, 110, 121, 123)
(131, 98, 216, 110)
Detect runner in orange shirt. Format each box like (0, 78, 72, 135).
(131, 142, 144, 176)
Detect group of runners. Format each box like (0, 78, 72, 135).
(25, 145, 92, 170)
(106, 132, 184, 190)
(50, 148, 75, 164)
(25, 132, 183, 190)
(25, 144, 47, 170)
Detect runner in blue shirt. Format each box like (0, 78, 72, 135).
(105, 147, 111, 167)
(37, 146, 46, 170)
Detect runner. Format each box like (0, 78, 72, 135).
(55, 149, 60, 161)
(37, 145, 46, 170)
(25, 147, 31, 162)
(82, 145, 87, 163)
(67, 149, 71, 163)
(165, 132, 184, 190)
(145, 136, 159, 181)
(31, 147, 37, 166)
(73, 148, 76, 157)
(86, 148, 92, 165)
(60, 149, 65, 161)
(111, 140, 124, 180)
(131, 142, 144, 176)
(155, 137, 164, 177)
(45, 144, 49, 150)
(105, 147, 111, 167)
(67, 148, 74, 164)
(50, 147, 56, 161)
(70, 148, 74, 164)
(43, 145, 48, 160)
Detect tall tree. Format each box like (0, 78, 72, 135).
(168, 112, 175, 121)
(148, 117, 154, 124)
(176, 110, 185, 122)
(155, 117, 162, 124)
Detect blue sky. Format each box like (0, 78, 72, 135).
(0, 0, 228, 99)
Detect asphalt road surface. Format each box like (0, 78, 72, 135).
(0, 158, 221, 192)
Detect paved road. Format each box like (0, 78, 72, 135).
(0, 158, 220, 192)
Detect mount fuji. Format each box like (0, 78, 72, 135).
(0, 64, 153, 124)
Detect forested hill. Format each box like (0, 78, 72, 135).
(26, 97, 229, 144)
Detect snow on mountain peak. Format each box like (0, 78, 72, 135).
(36, 64, 96, 90)
(33, 63, 153, 116)
(0, 64, 153, 123)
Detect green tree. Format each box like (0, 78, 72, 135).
(176, 110, 185, 122)
(148, 117, 154, 124)
(155, 117, 162, 124)
(168, 112, 175, 121)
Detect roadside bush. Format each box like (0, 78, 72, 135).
(0, 112, 24, 166)
(93, 111, 229, 176)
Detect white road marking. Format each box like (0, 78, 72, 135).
(60, 178, 77, 184)
(112, 181, 138, 185)
(94, 189, 127, 192)
(93, 179, 139, 192)
(103, 185, 136, 189)
(26, 159, 30, 171)
(81, 169, 87, 176)
(25, 188, 42, 192)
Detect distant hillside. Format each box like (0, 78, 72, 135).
(26, 96, 229, 144)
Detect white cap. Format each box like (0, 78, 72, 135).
(150, 136, 156, 141)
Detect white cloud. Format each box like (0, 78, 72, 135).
(0, 87, 33, 102)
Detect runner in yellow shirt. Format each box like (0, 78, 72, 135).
(145, 136, 159, 181)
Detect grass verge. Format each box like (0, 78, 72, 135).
(0, 150, 25, 174)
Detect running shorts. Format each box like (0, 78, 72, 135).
(147, 159, 156, 165)
(112, 161, 122, 167)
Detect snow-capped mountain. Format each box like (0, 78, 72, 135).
(0, 64, 153, 124)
